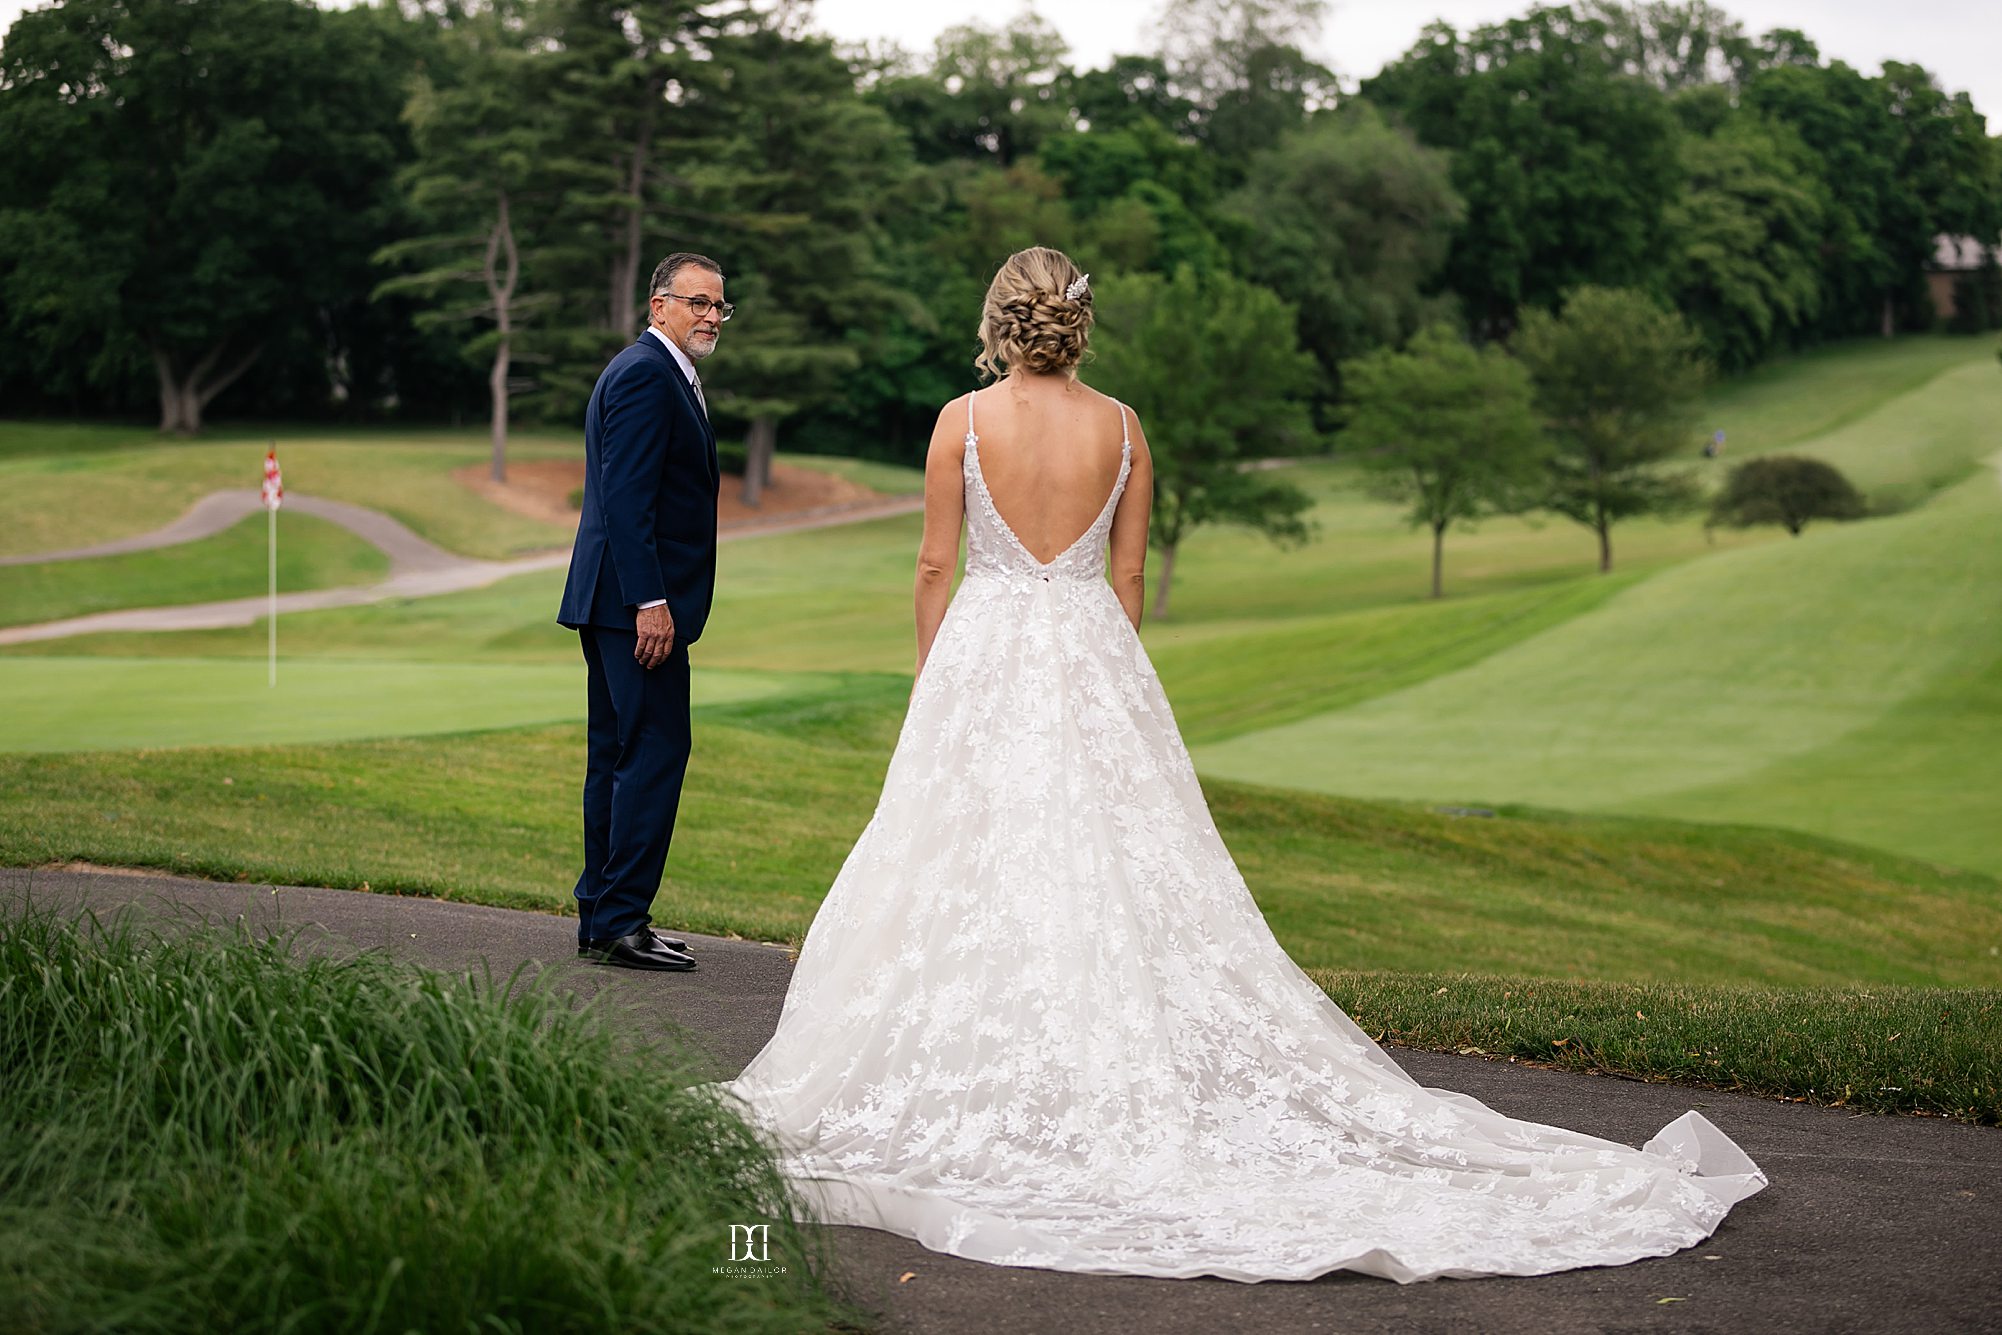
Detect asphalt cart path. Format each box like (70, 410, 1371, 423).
(6, 866, 1995, 1335)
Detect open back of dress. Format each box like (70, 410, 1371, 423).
(715, 394, 1766, 1283)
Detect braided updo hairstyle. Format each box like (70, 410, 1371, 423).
(975, 246, 1092, 381)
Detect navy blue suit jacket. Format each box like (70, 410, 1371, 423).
(557, 333, 719, 642)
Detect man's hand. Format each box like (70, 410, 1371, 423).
(634, 604, 676, 668)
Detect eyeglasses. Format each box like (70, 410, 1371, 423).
(657, 292, 734, 322)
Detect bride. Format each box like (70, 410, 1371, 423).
(714, 246, 1767, 1284)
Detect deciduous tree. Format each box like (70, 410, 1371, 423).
(1513, 285, 1708, 572)
(1340, 324, 1547, 597)
(1089, 267, 1319, 616)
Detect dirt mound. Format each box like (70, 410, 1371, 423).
(454, 458, 889, 530)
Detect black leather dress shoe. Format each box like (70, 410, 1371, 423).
(578, 929, 691, 957)
(579, 931, 696, 971)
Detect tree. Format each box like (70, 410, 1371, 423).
(1220, 101, 1463, 410)
(1339, 324, 1547, 597)
(1362, 7, 1685, 336)
(1089, 268, 1319, 616)
(1584, 0, 1747, 92)
(871, 15, 1075, 167)
(0, 0, 409, 433)
(697, 25, 914, 505)
(1708, 456, 1865, 535)
(1066, 55, 1197, 136)
(1658, 110, 1826, 370)
(374, 4, 574, 481)
(1739, 59, 2002, 338)
(537, 0, 715, 340)
(1513, 285, 1708, 573)
(1037, 119, 1226, 277)
(1152, 0, 1337, 178)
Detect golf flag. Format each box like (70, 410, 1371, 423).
(262, 446, 280, 686)
(261, 448, 284, 509)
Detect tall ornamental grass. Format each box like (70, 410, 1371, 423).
(0, 902, 855, 1334)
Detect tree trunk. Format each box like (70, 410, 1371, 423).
(609, 109, 655, 333)
(1151, 542, 1178, 618)
(1881, 292, 1896, 337)
(486, 190, 520, 484)
(1431, 520, 1446, 598)
(151, 340, 264, 436)
(1596, 517, 1613, 573)
(742, 417, 777, 507)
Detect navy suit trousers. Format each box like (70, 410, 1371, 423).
(574, 626, 692, 944)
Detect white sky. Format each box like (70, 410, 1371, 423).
(1, 1, 1995, 119)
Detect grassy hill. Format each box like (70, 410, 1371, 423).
(1193, 377, 2002, 875)
(5, 702, 1998, 992)
(2, 331, 1997, 954)
(0, 428, 582, 560)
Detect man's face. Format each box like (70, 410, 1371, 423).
(651, 266, 725, 362)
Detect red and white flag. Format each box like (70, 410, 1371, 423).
(260, 448, 284, 510)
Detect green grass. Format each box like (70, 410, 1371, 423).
(0, 901, 854, 1333)
(3, 334, 2000, 1126)
(0, 428, 581, 559)
(1312, 970, 1999, 1123)
(0, 511, 389, 628)
(1194, 464, 2002, 874)
(1744, 354, 2002, 508)
(782, 452, 928, 496)
(1687, 331, 2001, 455)
(0, 656, 820, 751)
(5, 709, 1999, 1123)
(4, 705, 1998, 991)
(1149, 574, 1646, 746)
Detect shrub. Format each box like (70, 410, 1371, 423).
(1708, 455, 1865, 536)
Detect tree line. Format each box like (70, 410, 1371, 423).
(0, 0, 1996, 602)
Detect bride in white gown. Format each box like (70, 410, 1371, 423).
(714, 247, 1767, 1284)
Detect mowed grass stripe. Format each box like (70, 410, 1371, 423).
(1685, 330, 2000, 459)
(1770, 354, 2002, 506)
(0, 657, 817, 751)
(1151, 574, 1645, 746)
(0, 510, 389, 629)
(4, 716, 1999, 991)
(1192, 464, 2002, 872)
(1621, 647, 2002, 880)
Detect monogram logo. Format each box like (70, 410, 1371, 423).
(728, 1223, 770, 1263)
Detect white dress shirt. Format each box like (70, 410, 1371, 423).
(633, 327, 706, 613)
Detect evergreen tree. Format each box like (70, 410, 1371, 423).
(696, 25, 915, 503)
(374, 2, 580, 480)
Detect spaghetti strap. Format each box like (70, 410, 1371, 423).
(966, 391, 977, 442)
(1114, 399, 1129, 451)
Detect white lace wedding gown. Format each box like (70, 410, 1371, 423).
(714, 395, 1767, 1283)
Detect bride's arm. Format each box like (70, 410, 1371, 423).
(913, 400, 968, 680)
(1109, 415, 1154, 631)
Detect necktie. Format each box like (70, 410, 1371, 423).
(690, 373, 708, 420)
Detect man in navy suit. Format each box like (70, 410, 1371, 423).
(558, 252, 726, 971)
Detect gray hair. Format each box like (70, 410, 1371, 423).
(650, 252, 723, 297)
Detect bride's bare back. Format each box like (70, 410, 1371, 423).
(967, 379, 1129, 563)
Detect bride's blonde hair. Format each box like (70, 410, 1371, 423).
(975, 246, 1092, 381)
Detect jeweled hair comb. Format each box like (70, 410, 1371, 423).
(1065, 273, 1091, 301)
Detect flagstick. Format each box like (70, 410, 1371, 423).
(267, 502, 277, 688)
